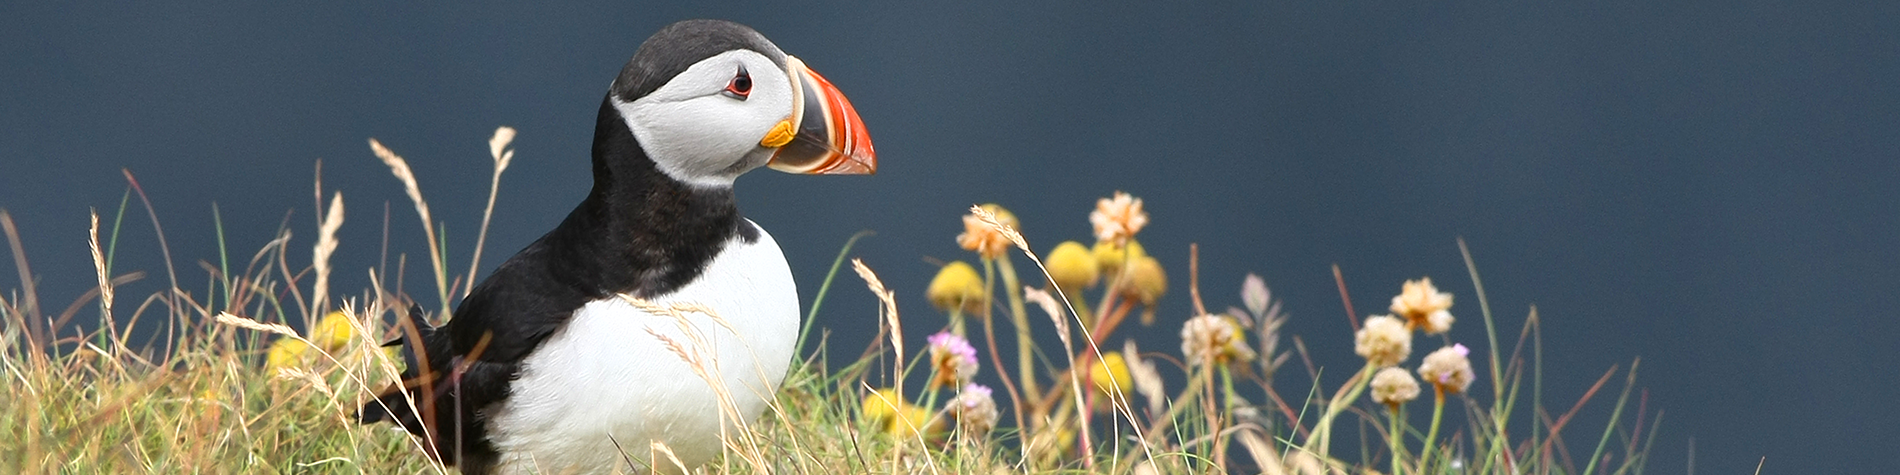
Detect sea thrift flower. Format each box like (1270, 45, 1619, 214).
(1424, 309, 1456, 334)
(1354, 315, 1412, 368)
(927, 332, 979, 387)
(1417, 344, 1476, 394)
(926, 261, 985, 314)
(1180, 313, 1255, 366)
(1390, 277, 1455, 333)
(1090, 191, 1149, 245)
(951, 384, 999, 435)
(1371, 366, 1421, 407)
(1044, 241, 1100, 294)
(1089, 352, 1133, 398)
(956, 203, 1017, 259)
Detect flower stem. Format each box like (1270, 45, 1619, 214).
(1302, 361, 1376, 457)
(995, 256, 1038, 399)
(1389, 405, 1406, 475)
(1420, 386, 1447, 473)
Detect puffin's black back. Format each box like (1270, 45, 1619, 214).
(358, 19, 774, 474)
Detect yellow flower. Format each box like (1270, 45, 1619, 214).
(926, 260, 985, 315)
(861, 388, 940, 439)
(1089, 352, 1133, 398)
(1091, 238, 1147, 277)
(1180, 313, 1255, 366)
(1122, 256, 1167, 307)
(1371, 366, 1421, 407)
(1390, 277, 1455, 334)
(310, 310, 355, 352)
(862, 388, 906, 422)
(1044, 241, 1099, 294)
(1089, 191, 1149, 245)
(1418, 344, 1476, 394)
(264, 338, 310, 370)
(956, 203, 1017, 259)
(1354, 315, 1412, 368)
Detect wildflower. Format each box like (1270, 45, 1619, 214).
(1122, 256, 1168, 307)
(956, 203, 1017, 259)
(264, 337, 310, 370)
(310, 310, 355, 352)
(926, 261, 985, 314)
(861, 388, 939, 438)
(1091, 238, 1147, 277)
(1180, 313, 1255, 366)
(927, 332, 979, 388)
(1390, 277, 1455, 333)
(1424, 309, 1455, 335)
(1371, 366, 1421, 408)
(1417, 344, 1476, 394)
(1354, 315, 1412, 368)
(862, 388, 907, 422)
(1044, 241, 1099, 294)
(1090, 191, 1148, 246)
(1088, 352, 1133, 399)
(950, 384, 999, 435)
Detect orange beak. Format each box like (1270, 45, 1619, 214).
(766, 56, 876, 175)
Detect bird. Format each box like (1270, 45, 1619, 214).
(357, 19, 874, 475)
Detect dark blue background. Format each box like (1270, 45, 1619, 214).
(4, 2, 1895, 472)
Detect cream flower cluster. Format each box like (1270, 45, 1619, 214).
(1354, 315, 1412, 368)
(1417, 344, 1476, 394)
(1390, 277, 1455, 334)
(951, 384, 1000, 435)
(1180, 313, 1255, 366)
(1089, 191, 1148, 245)
(1371, 366, 1421, 407)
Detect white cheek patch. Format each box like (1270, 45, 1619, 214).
(612, 50, 794, 188)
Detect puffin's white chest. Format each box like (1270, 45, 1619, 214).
(487, 227, 799, 474)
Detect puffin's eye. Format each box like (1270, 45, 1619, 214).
(724, 66, 751, 100)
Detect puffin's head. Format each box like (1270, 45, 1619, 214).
(608, 19, 875, 188)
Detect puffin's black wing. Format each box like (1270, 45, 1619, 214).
(355, 241, 587, 473)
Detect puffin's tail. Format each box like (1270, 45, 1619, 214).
(356, 304, 451, 446)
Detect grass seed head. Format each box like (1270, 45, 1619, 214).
(957, 204, 1017, 259)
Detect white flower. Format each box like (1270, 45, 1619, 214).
(1390, 277, 1455, 333)
(1089, 191, 1149, 245)
(1181, 313, 1255, 366)
(1417, 344, 1476, 394)
(1355, 315, 1412, 368)
(1371, 366, 1421, 407)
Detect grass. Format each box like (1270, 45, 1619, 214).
(0, 129, 1660, 474)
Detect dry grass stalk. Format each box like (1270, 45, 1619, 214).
(368, 138, 448, 311)
(88, 210, 112, 322)
(467, 126, 516, 297)
(311, 192, 344, 319)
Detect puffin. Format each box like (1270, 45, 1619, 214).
(358, 19, 874, 475)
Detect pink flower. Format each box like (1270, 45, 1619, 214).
(928, 332, 979, 387)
